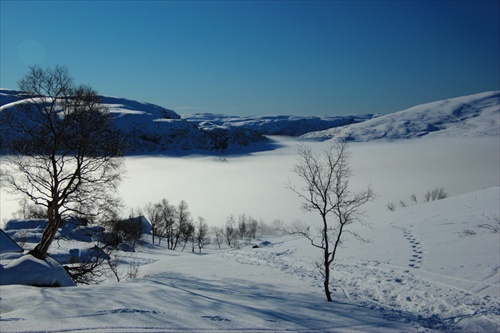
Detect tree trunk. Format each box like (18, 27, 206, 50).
(322, 214, 332, 302)
(324, 256, 332, 302)
(30, 204, 60, 259)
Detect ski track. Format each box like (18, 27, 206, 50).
(216, 238, 500, 332)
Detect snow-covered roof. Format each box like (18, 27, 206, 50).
(0, 229, 23, 254)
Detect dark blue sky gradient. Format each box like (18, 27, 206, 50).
(1, 1, 499, 116)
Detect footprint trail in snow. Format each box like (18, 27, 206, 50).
(402, 228, 423, 269)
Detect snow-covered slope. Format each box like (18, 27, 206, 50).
(1, 186, 498, 332)
(301, 91, 500, 141)
(0, 90, 270, 154)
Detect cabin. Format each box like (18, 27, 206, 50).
(0, 228, 23, 254)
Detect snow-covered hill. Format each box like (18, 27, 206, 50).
(0, 90, 271, 154)
(1, 186, 498, 332)
(0, 89, 373, 154)
(301, 91, 500, 141)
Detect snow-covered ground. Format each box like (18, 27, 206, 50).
(1, 185, 498, 332)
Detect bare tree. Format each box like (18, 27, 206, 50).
(15, 197, 46, 219)
(0, 65, 124, 259)
(65, 244, 118, 285)
(180, 220, 195, 252)
(237, 214, 247, 240)
(157, 199, 177, 249)
(212, 226, 224, 249)
(144, 202, 162, 245)
(287, 141, 375, 302)
(223, 215, 238, 247)
(174, 200, 191, 251)
(247, 217, 259, 239)
(195, 216, 209, 253)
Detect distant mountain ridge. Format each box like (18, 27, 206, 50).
(181, 113, 377, 136)
(1, 89, 498, 154)
(0, 89, 374, 154)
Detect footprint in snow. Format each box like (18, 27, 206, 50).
(402, 228, 424, 269)
(201, 315, 231, 322)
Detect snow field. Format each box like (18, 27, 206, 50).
(1, 189, 499, 331)
(0, 246, 429, 333)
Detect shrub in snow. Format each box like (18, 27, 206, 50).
(424, 187, 448, 202)
(387, 187, 449, 212)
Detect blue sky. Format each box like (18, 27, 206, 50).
(1, 1, 499, 116)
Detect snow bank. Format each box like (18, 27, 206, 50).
(0, 253, 75, 287)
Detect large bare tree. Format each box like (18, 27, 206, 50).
(287, 141, 375, 302)
(1, 65, 124, 259)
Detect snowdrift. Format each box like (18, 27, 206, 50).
(0, 253, 75, 287)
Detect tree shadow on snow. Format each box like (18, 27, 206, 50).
(138, 272, 455, 332)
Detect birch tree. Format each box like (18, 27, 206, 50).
(1, 65, 124, 259)
(287, 141, 375, 302)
